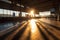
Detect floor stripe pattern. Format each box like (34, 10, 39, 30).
(0, 19, 60, 40)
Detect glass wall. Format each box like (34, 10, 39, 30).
(0, 8, 20, 17)
(21, 12, 28, 17)
(0, 9, 4, 14)
(39, 11, 51, 17)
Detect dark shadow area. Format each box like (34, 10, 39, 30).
(39, 20, 60, 30)
(26, 30, 31, 40)
(36, 23, 49, 40)
(0, 17, 29, 23)
(38, 22, 59, 40)
(0, 22, 26, 40)
(44, 27, 59, 40)
(12, 23, 28, 40)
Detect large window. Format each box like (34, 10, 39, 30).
(15, 11, 20, 17)
(0, 9, 4, 14)
(39, 11, 51, 17)
(0, 9, 4, 17)
(22, 12, 26, 17)
(0, 8, 20, 17)
(8, 10, 11, 15)
(11, 10, 14, 16)
(4, 9, 8, 14)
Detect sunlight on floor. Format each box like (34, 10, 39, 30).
(29, 19, 43, 40)
(29, 19, 37, 33)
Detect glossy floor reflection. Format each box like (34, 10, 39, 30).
(0, 18, 60, 40)
(29, 19, 43, 40)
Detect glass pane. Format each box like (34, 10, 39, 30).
(8, 10, 11, 17)
(11, 10, 15, 17)
(0, 9, 3, 14)
(15, 11, 20, 17)
(4, 9, 8, 14)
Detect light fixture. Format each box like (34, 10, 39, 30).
(16, 3, 20, 6)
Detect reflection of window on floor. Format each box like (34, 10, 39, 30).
(0, 8, 20, 17)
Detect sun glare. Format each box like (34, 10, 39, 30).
(30, 10, 34, 17)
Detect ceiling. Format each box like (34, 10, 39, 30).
(9, 0, 59, 11)
(1, 0, 60, 12)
